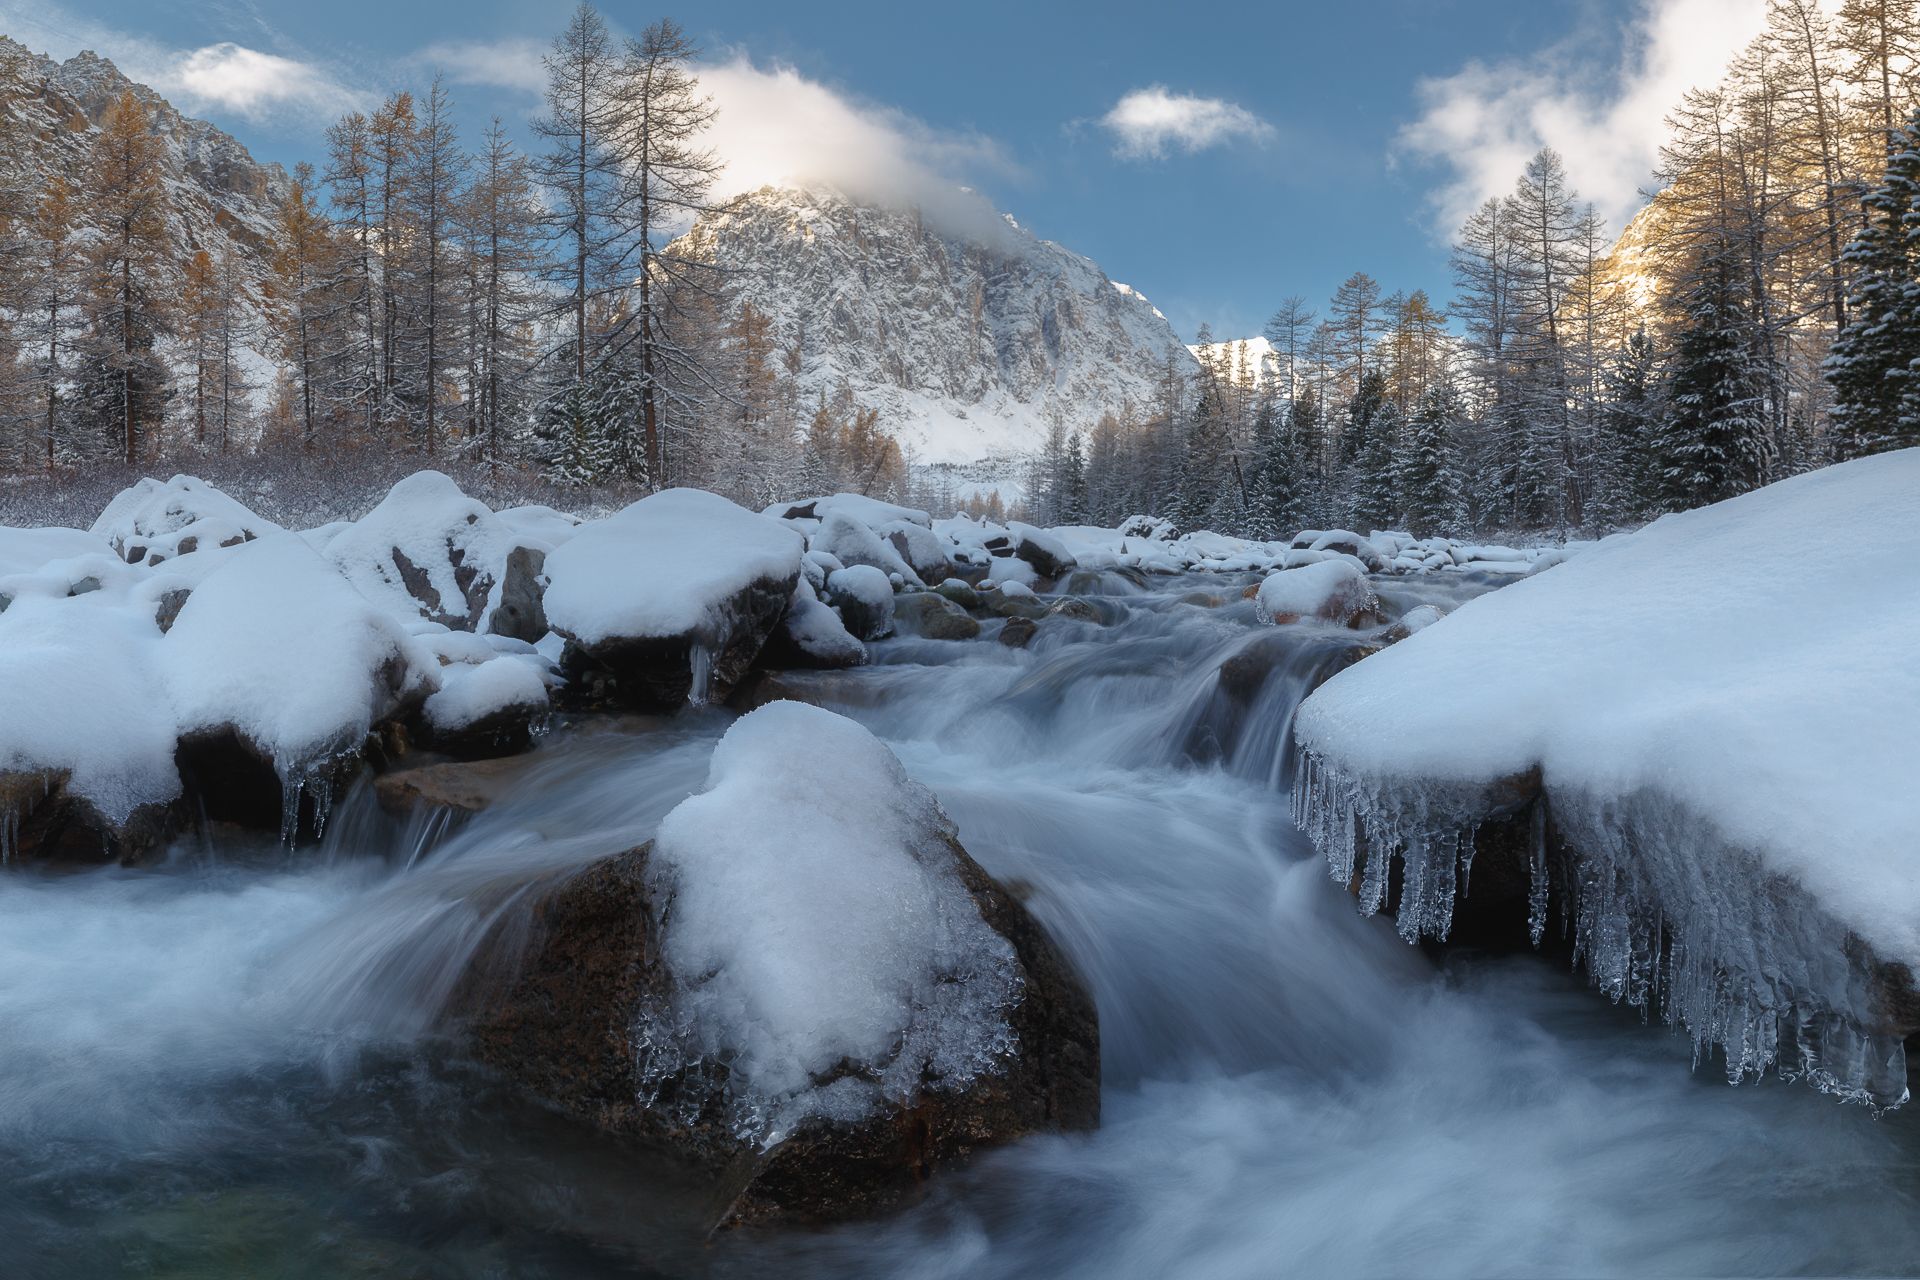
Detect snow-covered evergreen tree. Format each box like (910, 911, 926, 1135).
(1659, 257, 1771, 509)
(1396, 383, 1464, 537)
(1826, 108, 1920, 459)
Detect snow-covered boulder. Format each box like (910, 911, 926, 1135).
(413, 630, 554, 759)
(825, 564, 895, 641)
(1006, 521, 1076, 579)
(759, 580, 868, 671)
(90, 475, 280, 565)
(462, 702, 1098, 1226)
(543, 489, 804, 710)
(809, 511, 922, 586)
(163, 534, 434, 839)
(0, 591, 182, 861)
(880, 519, 955, 584)
(1254, 560, 1381, 627)
(1294, 451, 1920, 1106)
(1305, 530, 1388, 573)
(323, 471, 547, 633)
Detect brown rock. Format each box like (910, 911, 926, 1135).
(460, 834, 1099, 1230)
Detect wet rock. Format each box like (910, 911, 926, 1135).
(1045, 597, 1107, 625)
(373, 755, 535, 818)
(985, 592, 1048, 622)
(460, 832, 1098, 1230)
(894, 592, 982, 641)
(559, 580, 793, 711)
(998, 617, 1038, 649)
(1177, 591, 1226, 609)
(933, 579, 981, 610)
(0, 768, 177, 866)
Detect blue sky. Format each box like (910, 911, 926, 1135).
(2, 0, 1774, 341)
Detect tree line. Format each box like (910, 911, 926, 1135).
(0, 5, 906, 505)
(1025, 0, 1920, 537)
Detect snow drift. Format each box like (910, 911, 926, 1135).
(1293, 449, 1920, 1106)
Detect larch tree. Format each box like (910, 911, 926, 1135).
(325, 110, 381, 436)
(83, 90, 173, 465)
(533, 3, 625, 460)
(266, 164, 340, 450)
(611, 18, 726, 486)
(23, 176, 81, 469)
(461, 117, 543, 466)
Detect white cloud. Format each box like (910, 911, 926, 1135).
(0, 1, 362, 123)
(167, 42, 360, 117)
(413, 37, 547, 96)
(696, 56, 1018, 237)
(1396, 0, 1780, 234)
(1098, 86, 1274, 160)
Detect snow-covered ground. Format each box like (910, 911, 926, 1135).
(1293, 448, 1920, 1106)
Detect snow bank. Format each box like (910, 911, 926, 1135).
(90, 475, 280, 564)
(543, 489, 802, 645)
(1294, 450, 1920, 1105)
(642, 701, 1019, 1145)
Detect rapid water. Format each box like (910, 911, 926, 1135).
(3, 576, 1918, 1278)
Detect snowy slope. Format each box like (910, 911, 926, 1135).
(0, 38, 288, 352)
(1190, 336, 1279, 386)
(672, 183, 1198, 465)
(1294, 449, 1920, 1104)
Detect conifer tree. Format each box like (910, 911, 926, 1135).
(266, 165, 339, 449)
(1659, 256, 1770, 508)
(1396, 384, 1465, 537)
(1826, 109, 1920, 458)
(22, 176, 80, 469)
(82, 90, 173, 464)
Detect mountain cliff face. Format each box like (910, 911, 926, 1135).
(674, 184, 1198, 466)
(0, 37, 289, 269)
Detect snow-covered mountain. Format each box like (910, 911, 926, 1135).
(0, 37, 289, 282)
(673, 184, 1199, 466)
(1190, 335, 1279, 387)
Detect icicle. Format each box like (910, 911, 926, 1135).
(1526, 801, 1549, 947)
(1290, 742, 1913, 1109)
(686, 644, 714, 708)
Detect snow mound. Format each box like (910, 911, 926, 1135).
(543, 489, 802, 646)
(1294, 450, 1920, 1106)
(162, 534, 432, 820)
(323, 470, 538, 630)
(641, 701, 1020, 1146)
(0, 592, 181, 828)
(1255, 561, 1378, 625)
(90, 475, 280, 565)
(775, 580, 868, 668)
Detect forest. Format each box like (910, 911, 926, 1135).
(2, 0, 1919, 538)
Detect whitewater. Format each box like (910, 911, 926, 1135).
(2, 571, 1917, 1278)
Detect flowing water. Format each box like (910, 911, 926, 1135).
(3, 574, 1918, 1278)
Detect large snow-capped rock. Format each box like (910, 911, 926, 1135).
(1292, 449, 1920, 1106)
(462, 701, 1099, 1227)
(673, 183, 1198, 465)
(544, 489, 804, 709)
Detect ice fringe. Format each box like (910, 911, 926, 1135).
(1293, 747, 1910, 1109)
